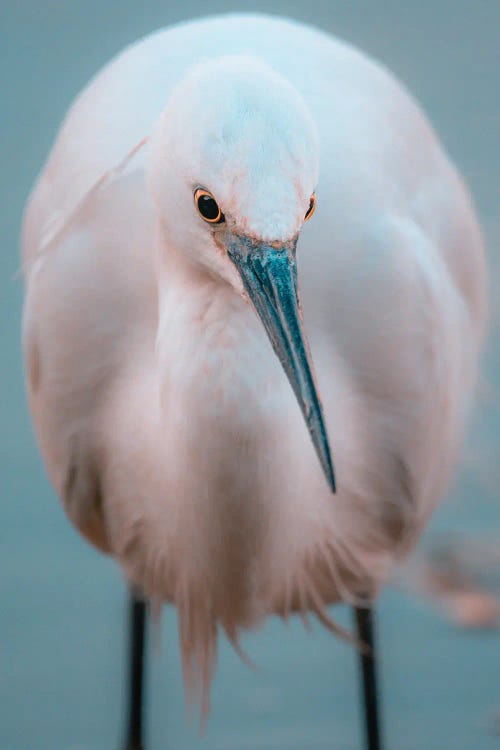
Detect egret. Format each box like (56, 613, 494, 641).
(21, 13, 486, 750)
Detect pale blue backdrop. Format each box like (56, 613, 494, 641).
(1, 2, 499, 749)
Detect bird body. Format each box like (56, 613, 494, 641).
(22, 14, 486, 699)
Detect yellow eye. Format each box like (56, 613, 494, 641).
(304, 193, 316, 222)
(194, 188, 225, 224)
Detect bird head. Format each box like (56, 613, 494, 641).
(147, 55, 335, 492)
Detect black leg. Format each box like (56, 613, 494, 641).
(353, 605, 383, 750)
(121, 588, 147, 750)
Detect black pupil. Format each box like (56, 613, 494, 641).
(198, 194, 220, 221)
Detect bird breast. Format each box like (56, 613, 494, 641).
(117, 273, 294, 617)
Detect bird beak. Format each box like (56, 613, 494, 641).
(227, 235, 336, 493)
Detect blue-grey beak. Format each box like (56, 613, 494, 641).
(227, 235, 336, 493)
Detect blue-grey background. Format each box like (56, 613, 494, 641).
(1, 2, 499, 749)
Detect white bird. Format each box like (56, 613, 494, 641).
(21, 12, 486, 746)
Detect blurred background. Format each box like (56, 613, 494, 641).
(1, 2, 499, 749)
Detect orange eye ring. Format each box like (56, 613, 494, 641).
(304, 193, 316, 222)
(194, 188, 225, 224)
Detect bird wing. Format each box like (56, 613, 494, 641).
(22, 156, 158, 553)
(21, 136, 149, 276)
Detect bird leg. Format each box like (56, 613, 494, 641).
(121, 587, 147, 750)
(353, 605, 383, 750)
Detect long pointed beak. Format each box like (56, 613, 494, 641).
(227, 236, 336, 493)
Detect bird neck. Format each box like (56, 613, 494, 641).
(155, 227, 285, 440)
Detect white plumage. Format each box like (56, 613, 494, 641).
(21, 13, 486, 707)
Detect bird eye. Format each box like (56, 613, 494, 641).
(304, 193, 316, 222)
(194, 188, 225, 224)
